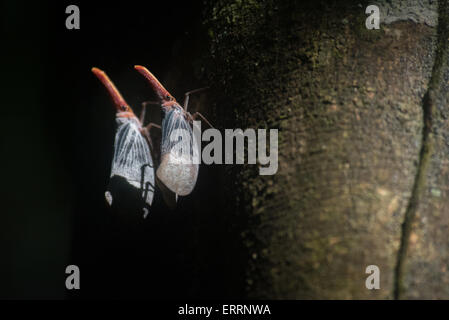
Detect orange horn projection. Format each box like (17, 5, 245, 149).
(91, 67, 131, 112)
(134, 65, 175, 102)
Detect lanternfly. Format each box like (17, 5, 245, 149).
(91, 67, 157, 217)
(134, 65, 211, 196)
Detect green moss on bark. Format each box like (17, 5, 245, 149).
(206, 0, 440, 298)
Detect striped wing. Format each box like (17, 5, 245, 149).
(108, 116, 155, 207)
(158, 106, 199, 196)
(161, 106, 195, 157)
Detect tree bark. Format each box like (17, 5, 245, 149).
(206, 0, 449, 299)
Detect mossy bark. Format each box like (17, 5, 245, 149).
(401, 1, 449, 299)
(206, 0, 449, 299)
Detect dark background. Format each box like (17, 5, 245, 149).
(1, 1, 243, 299)
(4, 0, 447, 302)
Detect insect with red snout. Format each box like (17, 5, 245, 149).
(91, 67, 161, 217)
(134, 65, 212, 197)
(92, 66, 211, 216)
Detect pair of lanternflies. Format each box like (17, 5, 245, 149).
(92, 66, 211, 217)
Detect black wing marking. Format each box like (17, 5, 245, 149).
(109, 117, 155, 207)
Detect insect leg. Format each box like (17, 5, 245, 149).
(145, 122, 161, 131)
(183, 87, 209, 112)
(139, 103, 147, 124)
(140, 123, 160, 150)
(190, 112, 213, 128)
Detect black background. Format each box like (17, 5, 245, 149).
(2, 1, 242, 299)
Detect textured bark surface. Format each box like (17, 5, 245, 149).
(207, 0, 449, 299)
(401, 1, 449, 299)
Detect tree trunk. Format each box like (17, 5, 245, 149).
(206, 0, 449, 299)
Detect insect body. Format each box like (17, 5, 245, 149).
(134, 65, 211, 196)
(92, 67, 155, 215)
(158, 104, 198, 196)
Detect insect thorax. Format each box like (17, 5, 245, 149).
(161, 107, 194, 158)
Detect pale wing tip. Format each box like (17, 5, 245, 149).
(104, 191, 113, 206)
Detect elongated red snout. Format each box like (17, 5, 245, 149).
(134, 65, 176, 104)
(92, 67, 134, 114)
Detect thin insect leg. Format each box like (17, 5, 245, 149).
(140, 128, 154, 150)
(140, 100, 160, 124)
(183, 87, 209, 112)
(141, 100, 160, 112)
(190, 111, 213, 128)
(139, 102, 147, 124)
(142, 101, 160, 106)
(145, 122, 161, 131)
(140, 123, 160, 150)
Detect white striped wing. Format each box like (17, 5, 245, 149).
(158, 105, 199, 195)
(108, 116, 155, 207)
